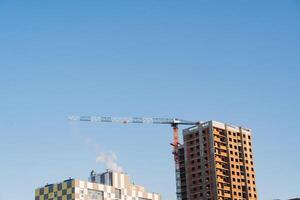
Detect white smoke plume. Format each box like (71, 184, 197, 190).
(96, 152, 123, 173)
(69, 121, 123, 172)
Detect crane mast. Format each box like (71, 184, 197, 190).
(68, 115, 198, 200)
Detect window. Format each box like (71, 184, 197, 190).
(66, 180, 72, 188)
(62, 189, 67, 195)
(67, 194, 72, 200)
(88, 189, 104, 200)
(39, 188, 44, 195)
(48, 185, 53, 193)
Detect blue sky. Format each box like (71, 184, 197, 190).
(0, 1, 299, 200)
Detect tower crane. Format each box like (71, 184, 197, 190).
(68, 115, 199, 200)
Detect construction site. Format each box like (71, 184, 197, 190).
(40, 116, 257, 200)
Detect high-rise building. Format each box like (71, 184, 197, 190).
(178, 120, 258, 200)
(35, 170, 161, 200)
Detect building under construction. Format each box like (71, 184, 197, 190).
(178, 120, 258, 200)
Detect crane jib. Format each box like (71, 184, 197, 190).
(73, 116, 198, 126)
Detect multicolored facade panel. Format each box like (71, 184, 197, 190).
(35, 179, 75, 200)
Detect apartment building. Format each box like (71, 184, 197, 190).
(178, 120, 258, 200)
(35, 170, 161, 200)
